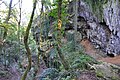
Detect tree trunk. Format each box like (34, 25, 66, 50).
(74, 0, 78, 50)
(21, 0, 37, 80)
(3, 0, 13, 40)
(18, 0, 22, 41)
(56, 0, 70, 70)
(37, 0, 44, 67)
(5, 0, 12, 23)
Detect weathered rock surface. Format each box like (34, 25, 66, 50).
(93, 62, 120, 80)
(69, 0, 120, 56)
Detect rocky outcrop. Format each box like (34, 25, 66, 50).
(68, 0, 120, 56)
(93, 62, 120, 80)
(32, 0, 120, 56)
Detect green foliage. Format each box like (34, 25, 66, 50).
(0, 41, 21, 66)
(0, 22, 19, 40)
(71, 54, 95, 70)
(63, 41, 75, 52)
(48, 0, 69, 25)
(0, 22, 31, 67)
(0, 23, 11, 29)
(61, 42, 97, 70)
(49, 8, 58, 19)
(6, 24, 18, 40)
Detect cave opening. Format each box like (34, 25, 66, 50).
(107, 53, 115, 57)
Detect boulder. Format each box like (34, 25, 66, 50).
(39, 68, 59, 80)
(93, 62, 120, 80)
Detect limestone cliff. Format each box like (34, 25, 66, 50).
(32, 0, 120, 56)
(68, 0, 120, 56)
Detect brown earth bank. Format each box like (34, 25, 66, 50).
(80, 39, 120, 65)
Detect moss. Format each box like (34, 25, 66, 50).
(111, 76, 120, 80)
(96, 70, 104, 78)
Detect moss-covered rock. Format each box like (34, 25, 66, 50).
(39, 68, 59, 80)
(93, 62, 120, 80)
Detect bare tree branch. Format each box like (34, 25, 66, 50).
(0, 1, 8, 8)
(12, 1, 19, 8)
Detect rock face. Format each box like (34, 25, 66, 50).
(102, 0, 120, 56)
(69, 0, 120, 56)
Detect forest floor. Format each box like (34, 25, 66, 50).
(0, 39, 120, 80)
(80, 39, 120, 66)
(0, 64, 21, 80)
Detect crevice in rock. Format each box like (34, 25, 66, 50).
(77, 16, 89, 40)
(65, 24, 74, 31)
(99, 20, 111, 42)
(77, 16, 86, 22)
(107, 53, 115, 57)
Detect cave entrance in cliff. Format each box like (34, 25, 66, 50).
(107, 53, 115, 57)
(99, 19, 107, 26)
(77, 16, 90, 40)
(99, 19, 114, 58)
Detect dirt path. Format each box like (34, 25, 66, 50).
(100, 56, 120, 65)
(80, 39, 120, 65)
(0, 60, 47, 80)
